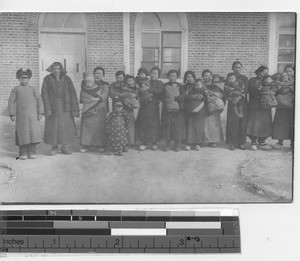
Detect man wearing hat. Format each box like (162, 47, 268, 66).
(41, 62, 80, 155)
(8, 68, 44, 159)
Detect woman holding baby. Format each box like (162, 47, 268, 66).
(79, 67, 109, 153)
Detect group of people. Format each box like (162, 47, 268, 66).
(8, 61, 294, 159)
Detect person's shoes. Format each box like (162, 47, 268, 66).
(185, 145, 191, 151)
(61, 145, 72, 154)
(139, 144, 148, 151)
(79, 147, 88, 153)
(238, 144, 246, 150)
(50, 145, 58, 156)
(250, 144, 257, 151)
(19, 155, 27, 160)
(209, 143, 217, 147)
(193, 145, 201, 151)
(151, 144, 158, 150)
(122, 146, 129, 152)
(114, 151, 123, 156)
(229, 145, 236, 150)
(28, 154, 36, 159)
(258, 143, 272, 151)
(239, 114, 243, 118)
(273, 143, 283, 150)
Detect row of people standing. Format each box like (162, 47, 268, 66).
(8, 61, 294, 159)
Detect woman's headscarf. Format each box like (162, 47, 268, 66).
(183, 70, 196, 84)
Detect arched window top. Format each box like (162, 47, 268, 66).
(277, 13, 295, 29)
(41, 13, 85, 29)
(138, 12, 187, 30)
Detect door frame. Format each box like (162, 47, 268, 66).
(38, 13, 88, 89)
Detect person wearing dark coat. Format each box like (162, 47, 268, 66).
(272, 64, 295, 150)
(41, 62, 80, 155)
(183, 71, 206, 151)
(225, 61, 249, 150)
(246, 65, 272, 151)
(8, 69, 44, 160)
(161, 69, 186, 152)
(136, 67, 164, 151)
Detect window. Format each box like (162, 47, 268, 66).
(135, 13, 188, 78)
(277, 13, 296, 72)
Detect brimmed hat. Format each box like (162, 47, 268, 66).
(16, 68, 32, 79)
(46, 62, 67, 75)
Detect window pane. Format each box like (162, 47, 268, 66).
(277, 13, 296, 29)
(278, 49, 295, 63)
(64, 14, 85, 29)
(141, 62, 159, 73)
(279, 34, 295, 48)
(162, 63, 181, 78)
(142, 48, 159, 62)
(141, 13, 161, 28)
(141, 33, 160, 47)
(160, 13, 182, 29)
(163, 33, 181, 47)
(163, 48, 181, 62)
(277, 63, 293, 73)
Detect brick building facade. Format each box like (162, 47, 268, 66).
(0, 12, 296, 112)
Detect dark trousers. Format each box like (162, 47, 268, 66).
(19, 143, 36, 156)
(248, 136, 267, 145)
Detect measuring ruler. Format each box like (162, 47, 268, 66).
(0, 209, 240, 253)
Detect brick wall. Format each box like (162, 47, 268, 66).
(86, 13, 124, 83)
(0, 13, 39, 114)
(187, 12, 269, 79)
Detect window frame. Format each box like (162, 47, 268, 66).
(135, 13, 188, 81)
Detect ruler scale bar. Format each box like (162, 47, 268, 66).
(0, 210, 240, 253)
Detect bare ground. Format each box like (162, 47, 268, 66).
(0, 115, 293, 204)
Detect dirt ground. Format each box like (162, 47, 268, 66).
(0, 115, 293, 204)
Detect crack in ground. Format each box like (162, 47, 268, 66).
(0, 162, 16, 187)
(238, 155, 291, 202)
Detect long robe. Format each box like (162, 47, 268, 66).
(136, 79, 164, 143)
(204, 84, 224, 143)
(225, 74, 249, 145)
(246, 77, 272, 138)
(41, 73, 79, 145)
(161, 82, 186, 141)
(273, 108, 294, 140)
(8, 85, 44, 146)
(184, 83, 206, 144)
(80, 80, 109, 147)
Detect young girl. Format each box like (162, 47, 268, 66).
(8, 69, 44, 160)
(161, 69, 186, 151)
(224, 73, 246, 118)
(106, 101, 130, 156)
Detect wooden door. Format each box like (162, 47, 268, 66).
(40, 33, 86, 97)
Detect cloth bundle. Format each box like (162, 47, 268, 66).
(260, 84, 279, 109)
(80, 75, 101, 118)
(165, 83, 180, 112)
(206, 90, 225, 114)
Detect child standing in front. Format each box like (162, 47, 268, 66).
(8, 69, 44, 160)
(106, 101, 130, 156)
(161, 69, 186, 151)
